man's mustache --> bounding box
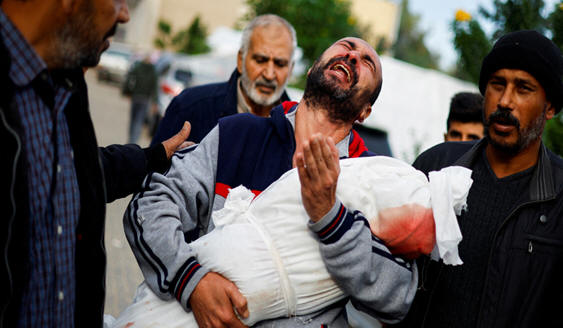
[254,77,277,89]
[487,107,520,128]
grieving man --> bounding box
[125,37,418,327]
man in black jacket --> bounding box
[0,0,189,327]
[396,30,563,327]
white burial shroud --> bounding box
[111,156,472,328]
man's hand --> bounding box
[189,272,249,328]
[295,134,340,222]
[161,121,194,159]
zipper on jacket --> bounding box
[0,109,22,326]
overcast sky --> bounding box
[407,0,560,70]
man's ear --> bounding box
[237,50,243,75]
[356,104,372,123]
[545,102,556,120]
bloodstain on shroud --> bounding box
[368,204,436,259]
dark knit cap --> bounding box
[479,30,563,113]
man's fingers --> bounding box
[227,284,249,319]
[309,135,329,172]
[177,141,194,151]
[321,136,339,173]
[177,121,191,140]
[303,140,320,179]
[295,152,311,183]
[162,121,191,159]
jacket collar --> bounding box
[454,138,556,201]
[222,69,291,117]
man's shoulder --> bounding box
[177,80,230,103]
[413,141,475,174]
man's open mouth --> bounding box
[330,63,351,83]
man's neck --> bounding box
[485,138,542,178]
[293,101,352,158]
[1,1,58,67]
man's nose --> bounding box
[498,87,515,110]
[263,61,275,81]
[117,0,130,23]
[346,51,360,65]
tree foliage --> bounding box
[543,113,563,157]
[153,15,210,54]
[452,19,491,83]
[549,2,563,52]
[480,0,547,38]
[392,0,440,70]
[244,0,362,65]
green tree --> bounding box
[154,16,210,54]
[452,19,491,83]
[453,0,552,83]
[244,0,362,65]
[392,0,440,70]
[173,15,211,54]
[154,19,172,49]
[543,113,563,157]
[480,0,547,38]
[549,2,563,52]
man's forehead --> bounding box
[249,25,293,55]
[490,68,540,84]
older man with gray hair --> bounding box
[152,14,297,145]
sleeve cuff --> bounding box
[143,143,170,173]
[308,199,354,244]
[170,257,209,310]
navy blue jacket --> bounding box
[151,69,290,145]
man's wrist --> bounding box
[143,143,169,173]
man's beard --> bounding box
[302,57,369,124]
[49,0,115,69]
[484,106,546,154]
[241,63,286,106]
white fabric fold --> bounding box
[428,166,473,265]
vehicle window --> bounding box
[174,69,192,84]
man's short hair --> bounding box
[240,14,297,62]
[447,92,484,130]
[479,30,563,113]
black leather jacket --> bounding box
[399,139,563,327]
